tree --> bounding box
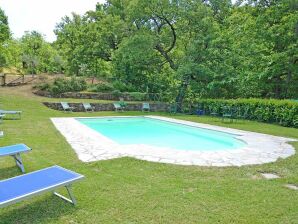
[0,7,11,69]
[223,0,298,98]
[20,31,64,74]
[0,7,10,43]
[53,0,298,100]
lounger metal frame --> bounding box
[0,144,31,173]
[13,153,26,173]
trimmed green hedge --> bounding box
[195,99,298,128]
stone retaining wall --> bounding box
[35,90,145,101]
[43,102,170,112]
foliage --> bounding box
[0,7,65,75]
[111,89,122,98]
[42,77,87,95]
[34,82,50,91]
[1,1,297,102]
[126,92,146,101]
[196,98,298,127]
[20,31,65,74]
[0,7,10,43]
[88,82,114,92]
[112,80,136,92]
[0,7,11,69]
[52,0,298,106]
[54,9,125,77]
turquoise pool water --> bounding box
[77,117,246,151]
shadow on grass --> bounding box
[0,166,22,179]
[0,196,76,224]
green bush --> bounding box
[195,98,298,128]
[127,92,146,101]
[88,82,114,92]
[69,77,87,92]
[111,90,122,98]
[112,80,136,92]
[39,77,87,95]
[34,83,50,91]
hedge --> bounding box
[195,99,298,128]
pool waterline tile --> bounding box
[51,115,296,167]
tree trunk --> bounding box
[274,76,282,99]
[155,44,178,70]
[175,75,191,112]
[285,70,292,98]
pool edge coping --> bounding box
[50,115,296,167]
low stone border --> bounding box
[35,90,151,101]
[51,116,296,167]
[44,102,169,112]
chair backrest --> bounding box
[113,102,121,108]
[119,98,126,107]
[83,103,91,109]
[142,103,150,109]
[222,106,231,114]
[170,103,177,113]
[61,102,70,109]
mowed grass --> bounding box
[0,89,298,224]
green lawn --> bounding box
[0,91,297,224]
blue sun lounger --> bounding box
[0,166,84,208]
[0,110,22,119]
[0,144,31,173]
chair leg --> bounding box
[13,153,25,173]
[54,185,77,205]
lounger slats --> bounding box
[0,144,31,157]
[0,166,84,208]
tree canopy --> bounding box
[1,1,297,104]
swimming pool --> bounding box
[77,117,246,151]
[52,116,295,166]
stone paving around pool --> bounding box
[51,116,296,167]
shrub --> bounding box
[127,92,146,101]
[112,80,135,92]
[38,77,87,95]
[33,83,50,91]
[111,90,122,98]
[69,77,87,92]
[88,82,114,92]
[195,98,298,128]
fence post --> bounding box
[0,74,6,86]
